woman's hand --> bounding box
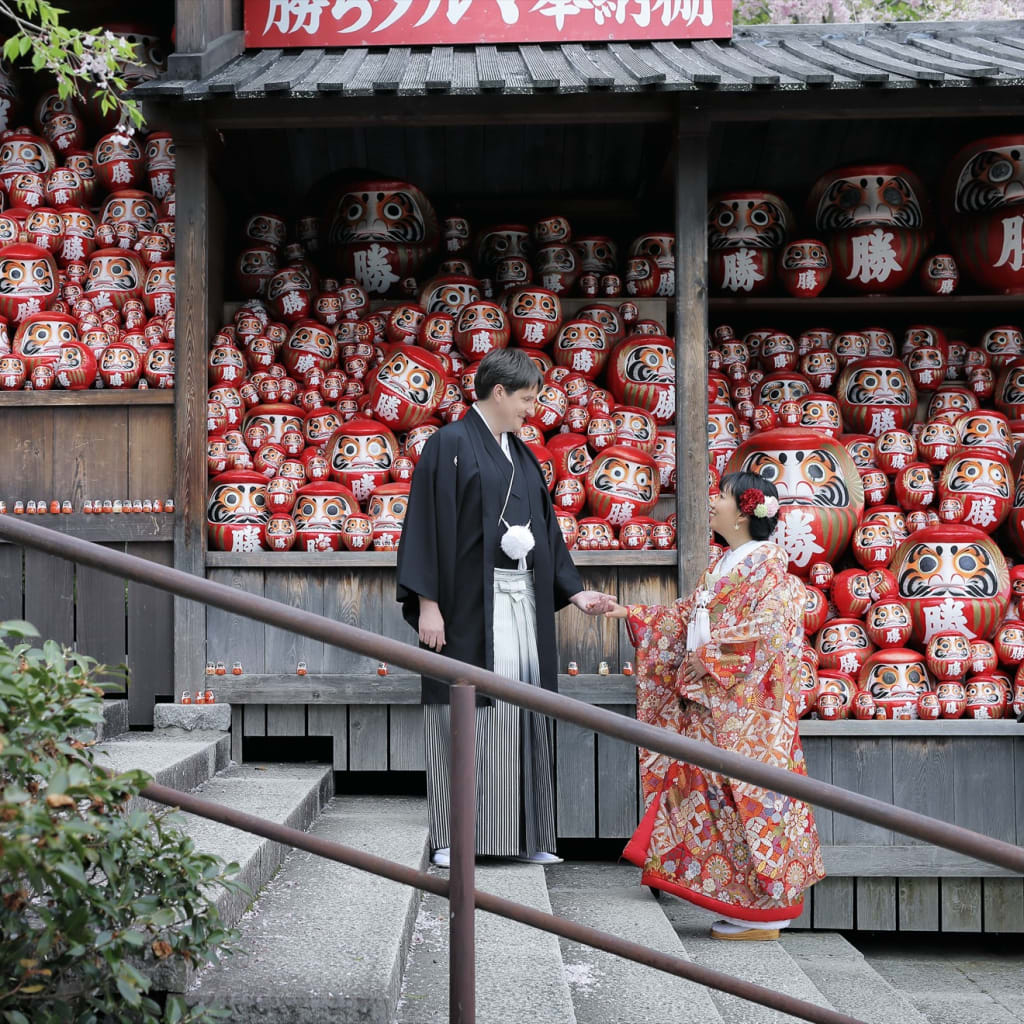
[680,651,712,688]
[570,590,618,615]
[418,598,446,651]
[603,602,630,619]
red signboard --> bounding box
[245,0,732,48]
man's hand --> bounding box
[570,590,618,615]
[418,598,446,652]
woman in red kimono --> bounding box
[607,471,825,940]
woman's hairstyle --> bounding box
[475,347,544,400]
[718,470,780,541]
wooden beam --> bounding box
[171,112,217,700]
[0,391,174,407]
[0,515,173,543]
[674,103,710,596]
[166,31,246,81]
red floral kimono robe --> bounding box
[623,542,826,922]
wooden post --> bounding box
[175,0,238,53]
[171,113,221,697]
[673,103,710,596]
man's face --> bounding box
[493,383,539,434]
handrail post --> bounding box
[449,680,476,1024]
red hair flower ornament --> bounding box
[739,488,779,518]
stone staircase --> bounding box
[93,700,1023,1024]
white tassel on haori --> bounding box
[686,590,712,652]
[500,523,535,562]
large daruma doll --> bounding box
[585,444,659,528]
[328,178,439,294]
[207,470,269,552]
[942,135,1024,294]
[890,523,1010,643]
[365,345,445,430]
[725,427,864,576]
[809,163,931,294]
[707,191,791,295]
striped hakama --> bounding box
[423,568,557,856]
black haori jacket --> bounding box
[396,409,583,705]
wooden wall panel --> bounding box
[126,542,175,726]
[206,567,265,675]
[75,543,128,687]
[0,545,22,622]
[556,719,596,837]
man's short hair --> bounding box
[475,348,544,400]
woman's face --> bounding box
[710,486,744,537]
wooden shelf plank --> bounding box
[0,390,174,407]
[820,845,1017,879]
[206,549,677,568]
[799,719,1022,737]
[0,513,174,543]
[709,294,1023,316]
[193,672,638,704]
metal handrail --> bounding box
[2,516,1021,873]
[139,774,866,1024]
[2,515,1022,1024]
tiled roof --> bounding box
[134,19,1024,100]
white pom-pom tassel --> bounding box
[500,524,535,561]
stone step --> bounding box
[189,796,428,1024]
[860,940,1024,1024]
[780,932,931,1024]
[94,729,230,801]
[396,861,577,1024]
[660,896,836,1024]
[154,762,333,993]
[545,863,724,1024]
[99,697,129,740]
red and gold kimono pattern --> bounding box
[623,542,826,922]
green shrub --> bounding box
[0,620,245,1024]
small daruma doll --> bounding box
[585,445,659,527]
[607,334,675,424]
[836,357,918,436]
[779,239,832,298]
[366,345,445,430]
[207,470,269,552]
[506,287,562,349]
[368,482,410,551]
[324,417,399,502]
[292,481,358,552]
[891,523,1011,643]
[12,310,77,372]
[937,446,1012,534]
[83,247,143,311]
[859,648,932,719]
[0,243,59,323]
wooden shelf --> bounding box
[0,390,174,406]
[708,294,1023,317]
[206,549,676,568]
[192,672,637,704]
[798,718,1022,736]
[223,297,669,325]
[0,513,174,543]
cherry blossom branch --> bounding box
[0,0,146,133]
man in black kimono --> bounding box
[397,347,615,867]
